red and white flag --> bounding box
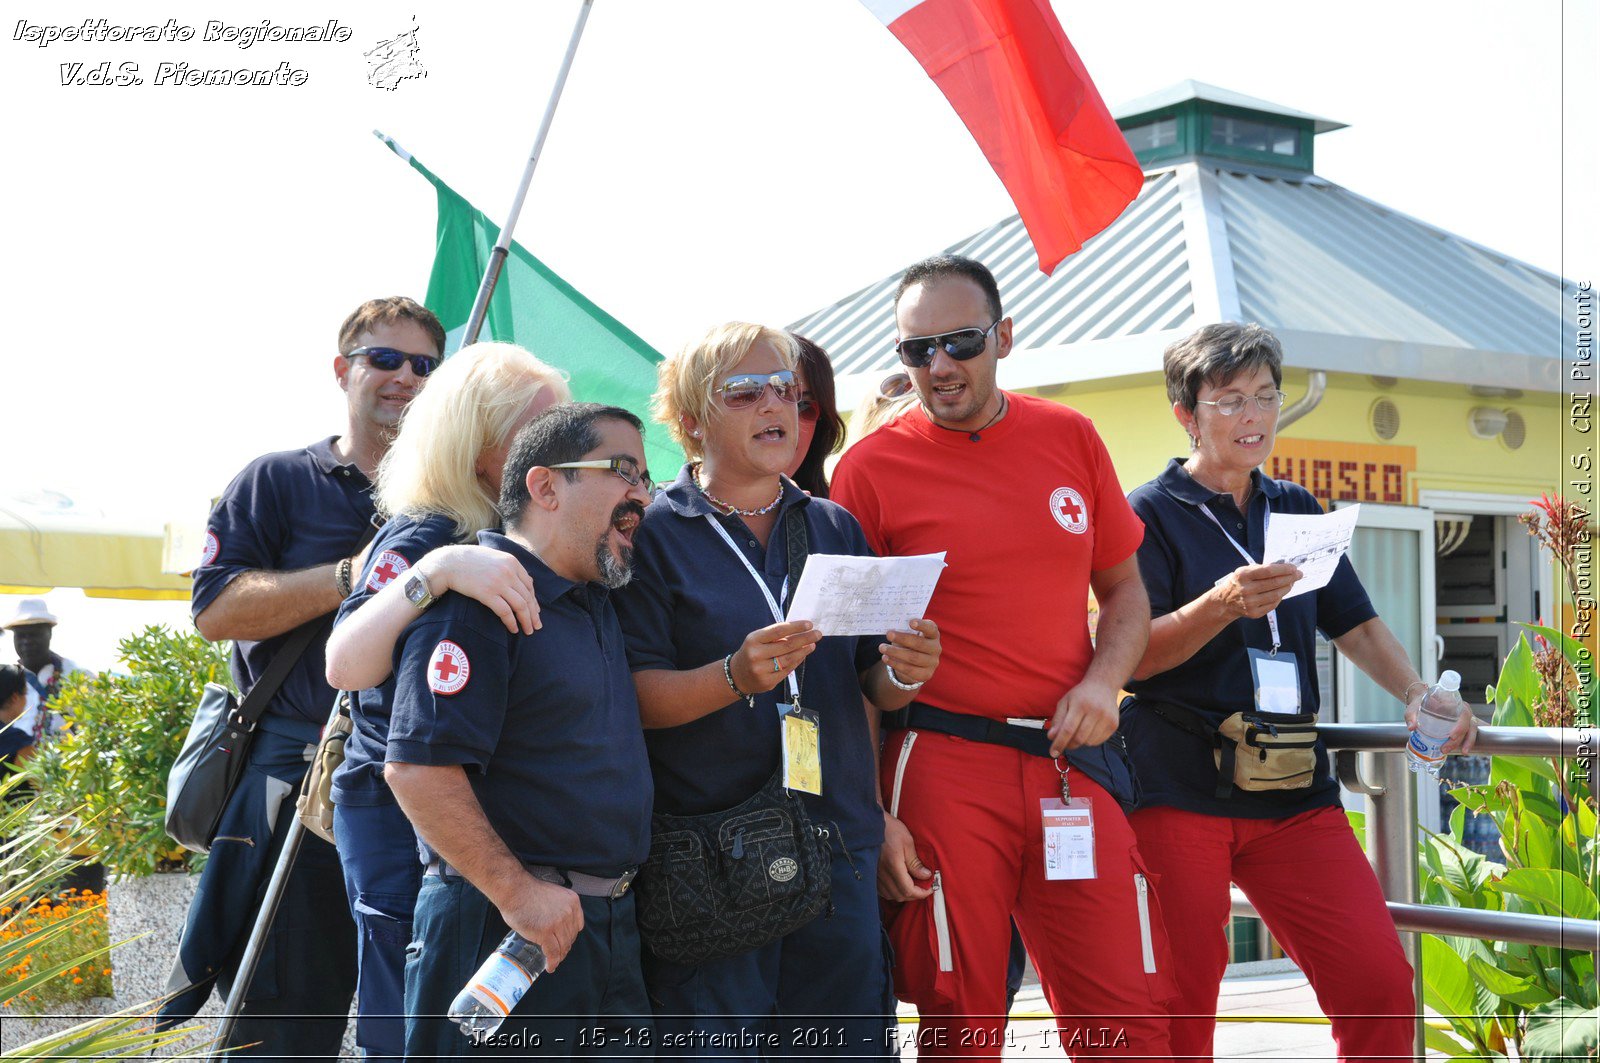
[863,0,1142,274]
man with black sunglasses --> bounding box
[833,256,1175,1058]
[160,296,445,1060]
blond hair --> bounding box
[652,322,799,460]
[843,389,916,453]
[375,342,571,537]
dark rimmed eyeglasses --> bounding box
[548,456,655,494]
[1195,390,1287,417]
[893,319,1000,369]
[346,346,441,377]
[715,370,800,410]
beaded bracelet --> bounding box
[723,654,755,707]
[885,664,924,692]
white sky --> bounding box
[2,0,1596,668]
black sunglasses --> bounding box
[894,319,1000,369]
[347,346,441,377]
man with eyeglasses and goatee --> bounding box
[832,255,1177,1060]
[159,296,444,1061]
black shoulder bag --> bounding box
[167,523,377,853]
[165,617,327,853]
[634,505,833,965]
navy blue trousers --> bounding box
[643,843,896,1060]
[157,730,357,1060]
[404,873,654,1058]
[334,800,423,1059]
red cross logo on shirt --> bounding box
[1049,486,1089,535]
[366,550,411,592]
[426,640,470,695]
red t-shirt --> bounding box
[831,392,1143,719]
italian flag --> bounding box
[863,0,1142,274]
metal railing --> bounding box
[1227,723,1597,1058]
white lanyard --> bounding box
[703,514,801,702]
[1199,504,1281,653]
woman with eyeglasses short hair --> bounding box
[1118,321,1478,1063]
[321,341,568,1060]
[612,321,942,1055]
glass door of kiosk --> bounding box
[1331,502,1440,829]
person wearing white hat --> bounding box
[4,598,94,718]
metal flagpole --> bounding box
[461,0,595,346]
[208,694,346,1058]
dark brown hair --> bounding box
[791,334,845,498]
[1162,322,1283,412]
[336,296,447,358]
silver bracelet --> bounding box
[885,664,924,692]
[723,654,755,706]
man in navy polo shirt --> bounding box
[159,296,444,1059]
[386,402,656,1057]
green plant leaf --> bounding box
[1467,953,1556,1007]
[1494,868,1600,921]
[1521,998,1600,1060]
[1421,934,1479,1034]
[1493,636,1540,721]
[1422,1022,1478,1057]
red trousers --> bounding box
[883,729,1176,1060]
[1127,805,1415,1063]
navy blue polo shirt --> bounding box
[192,437,376,743]
[1121,459,1377,818]
[332,512,460,807]
[612,466,885,851]
[386,531,652,875]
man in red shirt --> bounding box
[832,255,1175,1059]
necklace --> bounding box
[691,463,784,517]
[932,393,1008,442]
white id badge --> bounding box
[1040,798,1096,880]
[1248,648,1302,714]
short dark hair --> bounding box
[497,402,644,524]
[337,296,447,358]
[790,334,845,499]
[893,254,1003,323]
[1162,322,1284,412]
[0,664,25,704]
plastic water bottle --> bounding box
[447,931,546,1038]
[1406,671,1463,777]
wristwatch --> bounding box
[403,569,436,611]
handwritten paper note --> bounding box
[1265,505,1361,599]
[785,553,947,636]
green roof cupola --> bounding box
[1112,80,1347,175]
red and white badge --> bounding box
[1049,486,1089,534]
[199,530,220,568]
[427,640,471,696]
[366,550,411,591]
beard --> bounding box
[594,500,644,589]
[595,539,634,589]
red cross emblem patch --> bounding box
[1049,487,1089,535]
[199,530,220,568]
[367,550,411,592]
[427,640,471,696]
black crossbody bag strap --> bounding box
[1150,702,1237,799]
[234,521,379,729]
[783,504,810,697]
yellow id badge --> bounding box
[781,704,822,795]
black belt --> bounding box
[425,860,637,900]
[883,702,1055,758]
